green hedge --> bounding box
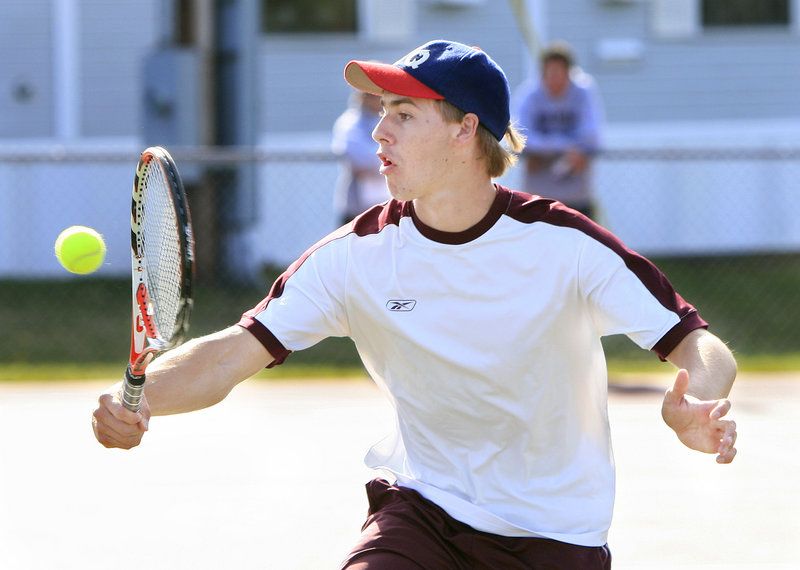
[2,253,798,376]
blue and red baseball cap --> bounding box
[344,40,511,141]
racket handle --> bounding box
[122,364,146,412]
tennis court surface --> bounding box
[1,373,797,569]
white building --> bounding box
[2,0,799,276]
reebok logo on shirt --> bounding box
[386,299,416,312]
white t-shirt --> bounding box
[239,186,707,547]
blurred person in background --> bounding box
[512,40,604,219]
[332,89,389,225]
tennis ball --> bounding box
[54,225,107,274]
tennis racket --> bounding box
[508,0,543,61]
[121,146,195,412]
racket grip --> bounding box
[122,364,146,412]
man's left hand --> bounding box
[661,369,738,464]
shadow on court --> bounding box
[0,373,797,569]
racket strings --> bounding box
[140,159,185,343]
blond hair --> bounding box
[434,100,526,178]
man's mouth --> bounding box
[378,153,395,174]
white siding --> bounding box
[0,1,52,137]
[80,0,160,137]
[259,0,527,134]
[547,0,800,124]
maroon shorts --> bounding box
[341,479,611,570]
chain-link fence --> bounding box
[594,148,800,363]
[1,146,798,368]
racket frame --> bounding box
[122,146,194,412]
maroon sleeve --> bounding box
[500,187,711,362]
[237,315,292,368]
[235,201,406,369]
[651,312,709,361]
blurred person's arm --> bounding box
[571,70,604,155]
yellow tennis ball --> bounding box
[54,226,107,274]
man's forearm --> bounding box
[666,328,737,400]
[144,326,272,416]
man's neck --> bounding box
[413,178,497,233]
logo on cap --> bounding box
[400,49,430,70]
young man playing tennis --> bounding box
[93,40,738,569]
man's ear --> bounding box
[454,113,480,145]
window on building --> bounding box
[262,0,357,33]
[702,0,789,27]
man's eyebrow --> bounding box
[381,96,420,109]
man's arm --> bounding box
[143,325,272,415]
[665,327,737,400]
[92,325,272,449]
[661,328,738,463]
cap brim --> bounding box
[344,60,443,99]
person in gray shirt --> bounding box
[512,41,604,219]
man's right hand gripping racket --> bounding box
[121,146,195,412]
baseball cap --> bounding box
[344,40,510,141]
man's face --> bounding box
[542,59,570,98]
[372,93,459,202]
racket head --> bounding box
[129,146,195,370]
